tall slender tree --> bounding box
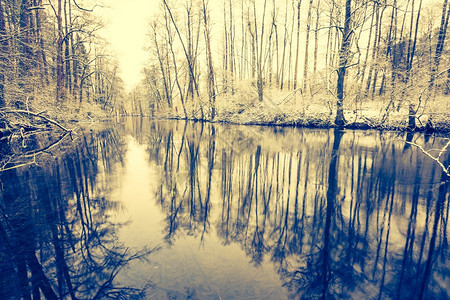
[56,0,65,101]
[429,0,450,88]
[302,0,313,90]
[163,0,200,97]
[335,0,353,126]
[0,0,7,107]
[293,0,302,90]
[202,0,217,118]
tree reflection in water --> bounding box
[0,127,153,299]
[142,120,449,299]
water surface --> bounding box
[0,118,449,299]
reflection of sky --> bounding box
[115,136,164,244]
[114,136,288,298]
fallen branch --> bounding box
[1,109,73,132]
[278,87,303,105]
[22,131,72,157]
[0,159,38,172]
[401,138,450,178]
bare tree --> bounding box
[56,0,65,102]
[293,0,302,90]
[303,0,312,90]
[0,0,7,107]
[163,0,200,97]
[335,0,353,127]
[151,21,173,108]
[202,0,217,118]
[429,0,450,89]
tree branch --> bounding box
[2,109,73,132]
[401,138,450,178]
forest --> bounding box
[0,0,449,135]
[132,0,450,130]
[0,1,449,297]
[0,0,124,142]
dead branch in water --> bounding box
[0,131,72,172]
[402,138,450,178]
[0,108,77,172]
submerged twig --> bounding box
[0,132,72,172]
[0,159,38,172]
[22,131,72,157]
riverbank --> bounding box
[2,88,449,145]
[0,99,112,172]
[151,90,450,134]
[0,98,111,138]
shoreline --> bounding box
[132,113,450,135]
[134,92,450,135]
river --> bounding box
[0,118,448,299]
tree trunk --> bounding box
[365,5,383,97]
[56,0,65,102]
[240,0,245,80]
[429,0,450,89]
[406,0,415,78]
[19,0,33,96]
[325,2,334,91]
[163,0,199,97]
[256,0,267,101]
[34,0,48,86]
[64,0,71,93]
[279,0,289,90]
[152,22,172,108]
[408,0,423,76]
[335,0,352,127]
[389,1,398,94]
[223,2,228,93]
[186,2,195,100]
[360,2,375,85]
[69,1,77,100]
[287,2,296,90]
[167,17,187,118]
[202,0,217,118]
[229,0,235,94]
[0,0,7,107]
[303,0,312,91]
[293,0,302,90]
[248,20,256,78]
[274,0,280,85]
[313,0,320,74]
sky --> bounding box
[100,0,158,90]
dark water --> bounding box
[0,118,449,299]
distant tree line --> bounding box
[0,0,124,112]
[142,0,450,126]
